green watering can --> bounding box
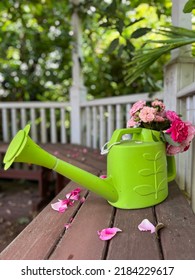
[3,125,176,209]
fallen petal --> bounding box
[97,227,122,241]
[64,218,74,230]
[51,199,68,213]
[80,197,86,203]
[66,188,81,200]
[100,175,107,179]
[138,219,155,233]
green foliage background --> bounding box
[0,0,172,102]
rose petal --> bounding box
[138,219,155,233]
[80,197,86,203]
[97,227,122,240]
[64,219,73,229]
[100,175,107,179]
[51,188,82,212]
[66,188,81,200]
[51,200,68,213]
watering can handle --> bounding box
[167,155,176,182]
[109,128,142,146]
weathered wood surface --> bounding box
[155,182,195,260]
[0,144,195,260]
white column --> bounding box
[171,0,192,59]
[69,0,87,144]
[164,0,193,111]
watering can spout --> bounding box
[3,125,118,203]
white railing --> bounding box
[0,93,162,147]
[176,85,195,213]
[80,92,163,149]
[0,102,71,143]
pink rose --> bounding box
[154,115,165,122]
[151,99,165,111]
[130,100,146,116]
[139,106,156,123]
[127,117,139,127]
[184,122,195,144]
[166,120,188,143]
[166,144,183,155]
[166,110,180,122]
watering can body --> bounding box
[105,128,176,209]
[3,125,176,209]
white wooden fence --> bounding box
[175,86,195,213]
[80,92,162,148]
[0,102,71,143]
[0,92,162,146]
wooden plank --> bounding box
[49,191,114,260]
[0,169,42,180]
[43,143,107,171]
[155,181,195,260]
[107,207,161,260]
[0,182,88,260]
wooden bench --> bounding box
[0,144,195,260]
[0,143,52,200]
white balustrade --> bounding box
[80,92,162,149]
[0,102,70,143]
[176,89,195,213]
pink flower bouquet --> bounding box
[127,99,195,155]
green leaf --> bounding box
[125,26,195,85]
[131,27,151,39]
[107,38,119,54]
[116,18,124,35]
[118,44,124,57]
[163,133,180,146]
[126,40,135,52]
[151,131,159,142]
[183,0,195,13]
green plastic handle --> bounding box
[109,128,142,146]
[167,155,176,182]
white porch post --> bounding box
[164,0,194,111]
[70,0,87,144]
[164,0,195,194]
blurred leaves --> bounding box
[183,0,195,13]
[0,0,172,101]
[125,26,195,86]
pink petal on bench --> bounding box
[51,199,68,213]
[66,188,81,200]
[97,227,122,240]
[100,175,107,179]
[138,219,155,233]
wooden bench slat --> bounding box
[155,182,195,260]
[107,207,161,260]
[0,182,88,260]
[43,143,107,171]
[49,191,114,260]
[0,169,43,180]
